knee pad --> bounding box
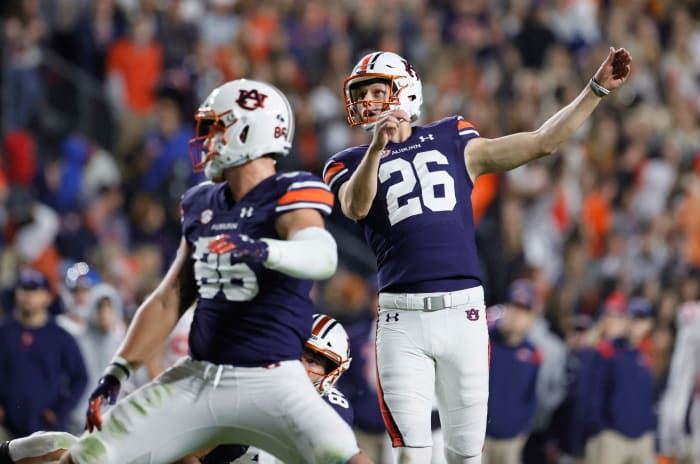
[445,448,482,464]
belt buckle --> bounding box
[423,295,444,311]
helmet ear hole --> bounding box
[239,125,249,143]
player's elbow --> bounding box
[318,245,338,279]
[533,128,563,156]
[340,199,369,221]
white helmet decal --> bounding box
[344,51,423,131]
[305,313,352,395]
[188,79,294,180]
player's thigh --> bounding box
[70,361,216,464]
[376,309,435,447]
[434,307,489,457]
[217,361,359,464]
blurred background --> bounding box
[0,0,699,463]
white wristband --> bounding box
[589,77,610,97]
[103,356,132,382]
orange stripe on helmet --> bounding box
[357,53,374,73]
[323,162,346,184]
[277,188,334,207]
[311,315,333,336]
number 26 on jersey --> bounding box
[379,149,456,226]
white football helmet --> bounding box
[305,313,352,395]
[344,51,423,131]
[189,79,295,180]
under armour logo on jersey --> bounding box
[240,207,254,218]
[385,313,400,322]
[236,89,268,110]
[418,134,434,143]
[466,308,480,321]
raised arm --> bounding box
[465,47,632,181]
[337,109,410,220]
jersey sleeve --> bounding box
[322,148,364,195]
[180,181,213,236]
[455,116,480,154]
[275,172,334,216]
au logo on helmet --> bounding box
[401,58,417,78]
[236,89,268,110]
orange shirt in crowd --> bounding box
[582,190,612,258]
[106,38,163,114]
[675,184,700,268]
[471,173,500,226]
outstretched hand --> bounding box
[593,47,632,91]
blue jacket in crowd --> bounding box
[582,338,656,439]
[487,328,541,439]
[0,315,88,437]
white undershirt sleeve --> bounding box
[261,226,338,280]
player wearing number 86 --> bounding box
[60,79,371,464]
[323,48,632,463]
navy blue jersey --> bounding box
[181,172,334,366]
[323,116,482,293]
[323,386,354,425]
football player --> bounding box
[199,313,355,464]
[3,314,354,464]
[323,48,631,463]
[59,79,370,464]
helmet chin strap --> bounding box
[204,145,255,180]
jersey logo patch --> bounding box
[418,134,434,142]
[240,207,254,218]
[466,308,480,321]
[200,209,213,224]
[237,89,268,110]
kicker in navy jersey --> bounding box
[326,48,632,463]
[324,115,481,294]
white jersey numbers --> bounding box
[192,236,260,301]
[327,389,350,409]
[379,149,456,226]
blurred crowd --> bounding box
[1,0,700,462]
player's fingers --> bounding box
[389,108,409,121]
[605,46,615,65]
[88,398,103,431]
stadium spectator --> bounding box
[0,269,87,438]
[66,282,126,436]
[582,293,656,464]
[484,279,541,464]
[105,12,163,159]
